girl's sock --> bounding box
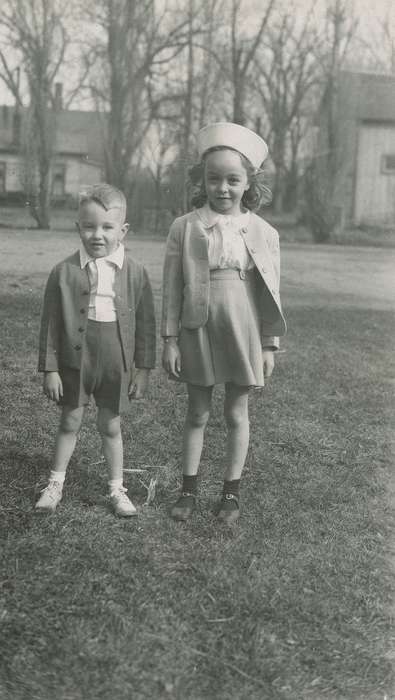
[223,479,240,499]
[182,474,198,495]
[49,470,66,485]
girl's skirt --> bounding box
[178,268,264,387]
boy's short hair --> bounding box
[79,183,127,223]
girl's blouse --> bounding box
[197,205,254,271]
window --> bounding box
[381,154,395,174]
[0,162,6,193]
[51,163,66,196]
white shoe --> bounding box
[110,486,137,517]
[35,481,63,513]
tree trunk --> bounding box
[233,81,245,125]
[182,0,194,212]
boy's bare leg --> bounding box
[97,408,123,481]
[35,406,83,512]
[97,407,136,516]
[52,405,84,474]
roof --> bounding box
[338,71,395,123]
[0,106,107,163]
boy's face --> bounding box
[77,200,128,258]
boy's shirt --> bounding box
[79,243,124,322]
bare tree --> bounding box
[176,0,276,126]
[254,3,319,213]
[230,0,276,124]
[196,0,224,128]
[176,0,224,210]
[304,0,358,240]
[80,0,190,206]
[0,0,69,228]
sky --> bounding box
[0,0,394,107]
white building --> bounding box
[323,71,395,227]
[0,105,106,202]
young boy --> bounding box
[36,183,156,516]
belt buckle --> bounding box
[239,269,246,280]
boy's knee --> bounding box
[186,408,210,429]
[97,411,121,438]
[60,409,83,434]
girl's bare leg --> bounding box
[181,383,213,475]
[223,383,250,480]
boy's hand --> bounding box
[262,350,275,378]
[43,371,63,402]
[162,338,181,378]
[129,369,150,399]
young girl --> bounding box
[161,122,286,525]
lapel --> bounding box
[114,259,128,311]
[187,212,209,262]
[68,251,90,296]
[240,215,276,279]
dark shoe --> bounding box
[216,493,240,525]
[170,492,196,521]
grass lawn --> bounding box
[0,228,394,700]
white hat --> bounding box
[196,122,268,169]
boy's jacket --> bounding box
[161,209,286,348]
[38,252,156,372]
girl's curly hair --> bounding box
[188,146,271,211]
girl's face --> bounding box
[204,149,250,215]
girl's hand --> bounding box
[129,369,150,399]
[43,371,63,402]
[262,350,275,378]
[162,338,181,377]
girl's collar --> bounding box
[196,204,250,229]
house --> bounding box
[317,70,395,227]
[0,102,106,203]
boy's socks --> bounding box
[49,470,66,485]
[35,480,63,512]
[108,478,123,495]
[223,479,240,499]
[182,474,198,495]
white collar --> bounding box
[196,204,250,229]
[79,243,125,269]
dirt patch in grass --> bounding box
[0,231,394,699]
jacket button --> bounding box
[82,290,89,296]
[78,327,84,332]
[80,308,85,314]
[250,247,256,253]
[75,344,81,350]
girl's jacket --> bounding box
[161,209,286,349]
[38,252,156,373]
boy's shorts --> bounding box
[60,320,130,414]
